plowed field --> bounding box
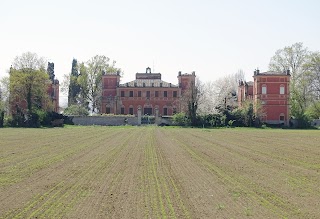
[0,126,319,218]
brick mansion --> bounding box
[101,67,195,116]
[238,69,290,126]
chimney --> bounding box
[178,71,181,76]
[286,69,290,75]
[256,69,260,74]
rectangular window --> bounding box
[280,86,285,94]
[164,91,167,97]
[155,91,159,97]
[52,88,56,98]
[129,91,134,97]
[163,108,168,115]
[121,91,125,97]
[138,91,142,97]
[262,86,267,94]
[146,91,150,98]
[129,107,134,115]
[173,91,177,97]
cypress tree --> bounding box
[68,59,80,106]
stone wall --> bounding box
[71,116,139,126]
[70,111,173,126]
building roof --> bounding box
[238,80,253,86]
[254,70,290,76]
[136,73,161,80]
[119,79,178,88]
[118,67,179,88]
[246,81,254,86]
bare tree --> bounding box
[269,42,309,82]
[213,70,245,110]
[269,42,311,118]
[197,81,216,114]
[305,52,320,99]
[12,52,46,72]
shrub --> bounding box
[63,105,89,116]
[295,114,312,129]
[172,112,190,126]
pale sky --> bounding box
[1,0,320,105]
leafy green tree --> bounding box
[9,52,52,126]
[77,55,121,113]
[0,77,9,115]
[62,55,121,114]
[77,62,90,110]
[10,52,51,113]
[231,99,264,127]
[305,102,320,119]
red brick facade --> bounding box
[238,81,254,107]
[101,67,196,116]
[238,70,291,125]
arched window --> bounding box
[280,84,285,94]
[121,106,125,114]
[262,84,267,94]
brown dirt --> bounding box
[0,127,319,218]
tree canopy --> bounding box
[269,43,311,119]
[10,52,51,114]
[63,55,122,114]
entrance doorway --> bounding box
[144,107,152,115]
